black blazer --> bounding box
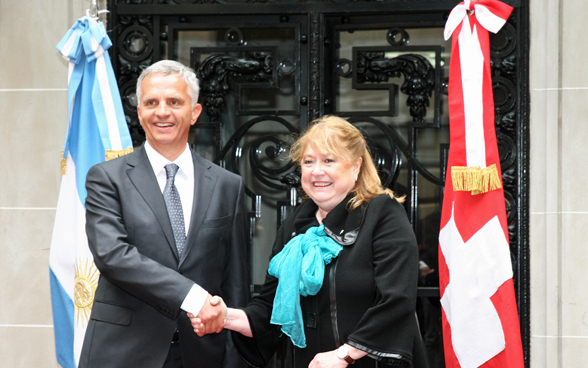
[79,144,249,368]
[233,194,428,368]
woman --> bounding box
[191,116,427,367]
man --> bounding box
[79,60,249,368]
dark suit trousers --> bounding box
[162,341,183,368]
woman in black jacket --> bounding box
[191,115,428,368]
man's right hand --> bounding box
[188,294,226,337]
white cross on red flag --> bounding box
[439,1,525,368]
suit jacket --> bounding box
[233,194,428,368]
[79,144,249,368]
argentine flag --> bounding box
[49,16,133,368]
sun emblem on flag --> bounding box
[74,257,99,327]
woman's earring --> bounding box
[355,175,358,182]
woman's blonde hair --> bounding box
[289,115,402,209]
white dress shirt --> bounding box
[144,141,208,316]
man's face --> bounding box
[137,73,202,160]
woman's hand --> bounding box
[308,350,350,368]
[309,345,368,368]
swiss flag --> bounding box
[439,1,525,368]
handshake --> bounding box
[188,294,228,337]
[188,294,252,338]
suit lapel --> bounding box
[126,145,180,261]
[179,150,217,267]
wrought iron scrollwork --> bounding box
[115,15,154,74]
[492,76,517,114]
[347,116,442,188]
[497,131,517,172]
[249,136,297,190]
[279,171,301,188]
[387,28,410,46]
[235,114,442,195]
[490,22,517,58]
[497,110,516,135]
[225,28,245,46]
[336,59,353,78]
[489,17,520,250]
[111,14,156,146]
[309,13,322,120]
[196,52,274,122]
[217,116,298,192]
[490,17,517,76]
[356,52,435,123]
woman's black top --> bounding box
[232,194,428,368]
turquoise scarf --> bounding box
[268,224,343,348]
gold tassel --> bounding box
[451,164,502,195]
[452,166,481,192]
[486,164,502,191]
[105,147,134,161]
[61,151,67,175]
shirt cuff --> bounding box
[180,284,208,316]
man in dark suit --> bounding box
[79,60,249,368]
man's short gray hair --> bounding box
[136,60,200,108]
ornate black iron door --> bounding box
[107,1,529,367]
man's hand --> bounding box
[188,294,226,337]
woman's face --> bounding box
[300,145,362,215]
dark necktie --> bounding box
[163,163,186,257]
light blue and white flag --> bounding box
[50,15,133,368]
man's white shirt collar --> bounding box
[144,141,194,185]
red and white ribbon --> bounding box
[438,2,525,368]
[444,0,513,194]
